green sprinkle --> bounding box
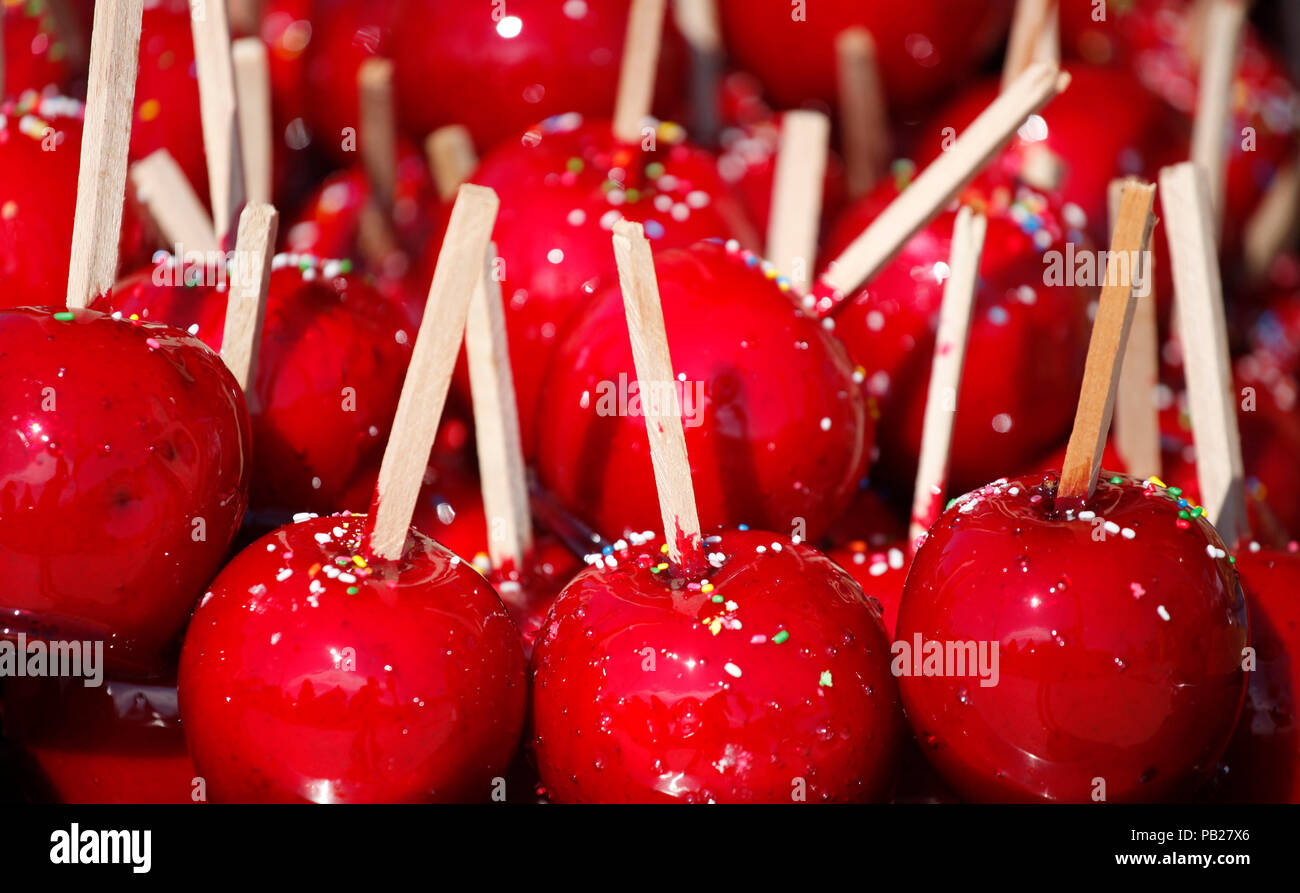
[773,630,789,644]
[1191,507,1204,518]
[53,311,74,321]
[1109,476,1123,485]
[1168,487,1182,497]
[339,259,354,274]
[650,566,662,574]
[346,586,359,595]
[566,157,583,173]
[645,162,665,179]
[1228,556,1236,564]
[625,188,641,203]
[818,670,833,688]
[711,594,723,603]
[946,497,960,511]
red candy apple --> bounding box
[178,513,527,802]
[0,307,251,676]
[0,93,149,307]
[820,175,1091,492]
[1215,543,1300,803]
[463,115,755,449]
[531,528,904,802]
[3,673,197,804]
[897,473,1249,802]
[715,0,1014,113]
[99,254,411,515]
[263,0,687,160]
[3,0,71,95]
[538,239,869,542]
[129,0,208,200]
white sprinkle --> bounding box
[819,417,832,432]
[1121,527,1135,540]
[1157,605,1171,621]
[275,568,293,582]
[723,662,742,678]
[1078,511,1096,521]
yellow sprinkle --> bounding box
[709,619,722,635]
[660,543,669,554]
[0,201,17,220]
[352,555,367,568]
[139,98,161,123]
[655,562,668,571]
[701,582,714,593]
[1148,476,1166,488]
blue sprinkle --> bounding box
[644,219,666,240]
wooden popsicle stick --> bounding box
[820,63,1069,305]
[191,0,247,243]
[1108,178,1163,481]
[766,110,830,291]
[1,9,5,98]
[130,150,220,255]
[65,0,145,310]
[369,185,500,559]
[1002,0,1060,91]
[611,220,702,564]
[836,27,890,198]
[673,0,724,144]
[1159,162,1250,547]
[1190,0,1247,242]
[465,242,533,571]
[612,0,667,144]
[909,207,987,546]
[221,202,278,397]
[1058,181,1158,507]
[426,125,479,201]
[232,37,273,205]
[359,58,398,212]
[1243,152,1300,280]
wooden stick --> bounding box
[766,111,830,291]
[1159,162,1250,547]
[1,9,5,99]
[426,125,479,201]
[232,37,273,205]
[1243,151,1300,280]
[191,0,246,243]
[1108,179,1163,481]
[221,202,278,397]
[1190,0,1247,242]
[65,0,145,310]
[1058,181,1158,507]
[612,0,667,144]
[130,150,220,255]
[673,0,724,144]
[1002,0,1060,91]
[359,58,398,213]
[369,185,500,560]
[611,220,702,564]
[819,63,1069,306]
[909,207,987,545]
[836,28,890,198]
[465,242,533,571]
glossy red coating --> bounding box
[99,256,411,515]
[3,674,197,804]
[489,538,582,662]
[913,65,1187,249]
[531,528,904,802]
[262,0,686,160]
[819,177,1091,493]
[178,513,527,803]
[0,94,150,307]
[3,1,71,95]
[537,239,869,542]
[1216,545,1300,803]
[130,0,208,200]
[462,116,755,451]
[1060,0,1298,255]
[715,0,1014,113]
[0,307,251,676]
[897,473,1248,802]
[829,540,910,640]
